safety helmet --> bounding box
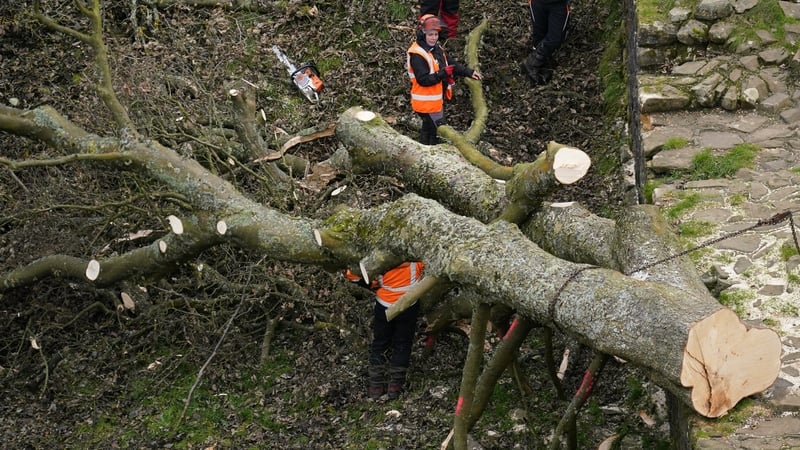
[417,14,446,40]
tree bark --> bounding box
[318,194,781,418]
[0,102,782,418]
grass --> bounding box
[664,191,702,219]
[780,242,799,260]
[387,0,408,21]
[728,192,746,206]
[718,289,755,317]
[693,398,768,439]
[68,353,301,449]
[643,179,665,204]
[677,220,714,238]
[686,143,759,180]
[723,0,800,53]
[663,136,689,150]
[637,0,681,24]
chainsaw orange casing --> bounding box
[291,63,324,100]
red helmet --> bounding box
[418,14,446,34]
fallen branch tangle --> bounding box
[0,3,783,449]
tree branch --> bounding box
[35,0,136,131]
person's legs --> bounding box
[440,0,459,39]
[528,0,547,49]
[418,113,443,145]
[369,302,392,399]
[387,302,420,398]
[524,1,570,85]
[538,2,570,63]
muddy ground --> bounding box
[0,0,668,448]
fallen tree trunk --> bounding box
[318,194,781,418]
[0,103,781,418]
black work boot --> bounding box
[522,51,547,86]
[368,365,386,400]
[387,367,407,400]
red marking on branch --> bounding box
[455,396,464,416]
[503,317,519,341]
[576,370,594,398]
[425,334,435,351]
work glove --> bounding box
[444,65,455,86]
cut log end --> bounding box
[680,308,782,418]
[355,110,376,122]
[359,260,370,285]
[85,259,100,281]
[313,229,323,246]
[216,220,227,235]
[553,147,591,185]
[167,215,184,235]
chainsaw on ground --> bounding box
[271,45,324,103]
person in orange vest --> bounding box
[346,262,425,400]
[420,0,460,41]
[407,14,482,145]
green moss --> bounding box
[597,0,625,117]
[723,0,799,53]
[762,317,779,328]
[780,302,799,315]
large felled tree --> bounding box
[0,1,782,448]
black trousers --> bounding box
[369,301,420,371]
[528,0,571,64]
[418,112,443,145]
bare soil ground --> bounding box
[0,1,664,448]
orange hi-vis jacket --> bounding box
[346,262,425,308]
[407,42,451,113]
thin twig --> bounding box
[175,266,254,428]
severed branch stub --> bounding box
[385,275,439,321]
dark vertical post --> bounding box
[625,0,645,204]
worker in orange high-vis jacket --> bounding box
[346,261,425,400]
[407,14,482,145]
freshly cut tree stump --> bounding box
[681,308,781,418]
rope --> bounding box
[548,210,800,326]
[625,210,797,276]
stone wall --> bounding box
[637,0,800,115]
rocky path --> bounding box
[641,107,800,446]
[631,0,800,443]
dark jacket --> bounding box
[408,39,474,93]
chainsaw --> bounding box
[271,45,324,103]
